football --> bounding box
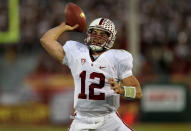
[64,2,86,32]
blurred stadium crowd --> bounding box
[139,0,191,84]
[0,0,191,96]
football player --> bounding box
[40,18,142,131]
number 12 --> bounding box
[78,71,105,100]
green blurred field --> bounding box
[0,123,190,131]
[0,125,67,131]
[133,123,191,131]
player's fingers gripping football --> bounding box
[108,78,120,94]
[60,22,79,31]
[69,24,79,30]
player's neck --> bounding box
[92,51,104,56]
[90,49,106,56]
[89,49,106,61]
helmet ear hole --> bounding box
[88,28,93,33]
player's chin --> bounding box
[90,40,100,45]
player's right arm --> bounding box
[40,22,78,62]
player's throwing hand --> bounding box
[61,22,79,31]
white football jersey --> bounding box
[62,40,133,116]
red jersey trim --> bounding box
[67,113,76,131]
[116,112,134,131]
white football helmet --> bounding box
[85,18,117,51]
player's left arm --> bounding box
[108,50,142,99]
[108,76,142,99]
[121,75,142,99]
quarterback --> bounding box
[40,18,142,131]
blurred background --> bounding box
[0,0,191,131]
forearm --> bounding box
[109,76,142,99]
[121,76,142,99]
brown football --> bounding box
[64,2,86,32]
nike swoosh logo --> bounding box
[99,66,106,69]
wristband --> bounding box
[123,86,136,98]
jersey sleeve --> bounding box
[62,40,77,67]
[117,51,133,80]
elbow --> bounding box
[40,37,46,45]
[40,37,50,48]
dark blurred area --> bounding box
[139,0,191,82]
[0,0,191,127]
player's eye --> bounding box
[91,30,97,35]
[105,31,110,37]
[90,29,110,38]
[100,32,110,38]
